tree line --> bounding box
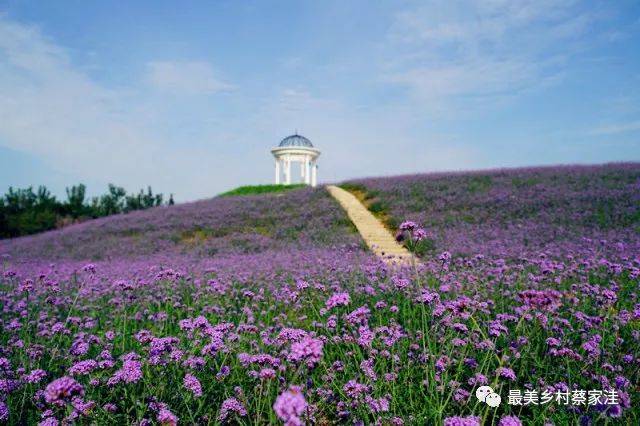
[0,184,174,238]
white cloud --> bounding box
[590,121,640,136]
[147,61,233,95]
[388,59,536,99]
[0,17,240,201]
[0,17,154,180]
[384,0,596,109]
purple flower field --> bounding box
[346,163,640,260]
[0,188,361,261]
[1,164,639,425]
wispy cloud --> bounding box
[146,61,233,95]
[590,121,640,136]
[0,17,154,180]
[0,16,237,200]
[384,0,598,109]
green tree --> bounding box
[65,184,87,218]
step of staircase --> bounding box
[326,185,413,265]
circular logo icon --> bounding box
[475,386,494,402]
[485,392,502,407]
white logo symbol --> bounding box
[476,386,501,407]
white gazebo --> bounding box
[271,134,321,187]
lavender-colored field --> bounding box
[347,163,640,260]
[0,187,361,261]
[1,164,639,425]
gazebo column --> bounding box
[304,156,310,185]
[275,157,281,184]
[311,160,317,187]
[285,157,291,185]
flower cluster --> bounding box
[288,336,324,368]
[273,386,307,426]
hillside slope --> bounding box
[343,163,640,259]
[0,187,361,261]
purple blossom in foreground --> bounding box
[499,416,523,426]
[108,359,143,385]
[218,397,247,422]
[157,408,178,426]
[0,402,8,422]
[365,395,390,413]
[259,368,276,379]
[497,367,517,381]
[392,276,410,290]
[183,374,202,397]
[273,386,307,426]
[360,358,377,381]
[582,334,602,357]
[23,369,47,384]
[216,365,231,380]
[399,221,418,231]
[343,379,369,399]
[68,360,98,376]
[288,336,323,368]
[44,376,84,406]
[413,228,428,241]
[325,292,350,309]
[444,415,481,426]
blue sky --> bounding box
[1,0,639,201]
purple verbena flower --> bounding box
[69,359,98,376]
[273,386,307,426]
[23,369,47,384]
[157,408,178,426]
[218,397,247,422]
[44,376,84,406]
[183,374,202,397]
[325,292,350,309]
[497,367,517,381]
[444,415,481,426]
[288,336,323,368]
[0,402,8,422]
[399,221,417,231]
[499,416,523,426]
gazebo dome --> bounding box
[279,134,313,148]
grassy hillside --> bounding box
[220,184,305,197]
[342,163,640,259]
[0,186,360,260]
